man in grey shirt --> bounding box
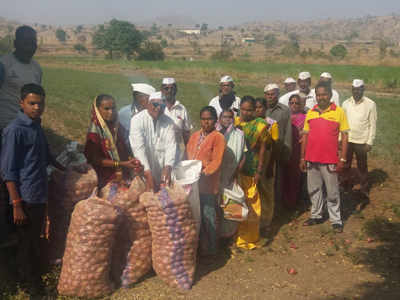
[264,83,292,208]
[0,25,42,247]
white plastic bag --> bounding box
[172,160,202,237]
[222,182,248,222]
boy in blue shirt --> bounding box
[1,83,65,285]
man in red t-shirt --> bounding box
[300,82,349,233]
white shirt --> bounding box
[164,100,192,145]
[209,95,241,117]
[279,89,316,109]
[311,88,340,107]
[342,96,377,145]
[130,110,177,184]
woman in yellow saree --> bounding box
[235,96,270,249]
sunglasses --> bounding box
[151,102,166,109]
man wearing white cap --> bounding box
[119,83,155,144]
[310,72,340,107]
[342,79,377,194]
[278,77,297,107]
[130,91,177,192]
[264,83,292,206]
[279,72,316,110]
[161,77,192,160]
[209,75,241,117]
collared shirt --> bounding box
[304,103,349,164]
[342,96,377,145]
[164,100,192,145]
[311,88,340,107]
[119,104,139,147]
[209,95,241,117]
[0,53,42,129]
[266,103,292,160]
[129,110,177,185]
[1,111,49,204]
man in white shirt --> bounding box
[279,77,297,107]
[342,79,377,194]
[130,92,177,192]
[209,75,241,117]
[279,72,316,110]
[161,77,192,161]
[119,83,155,145]
[311,72,340,107]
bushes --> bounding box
[330,44,348,59]
[137,41,165,61]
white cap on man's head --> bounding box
[320,72,332,79]
[264,83,279,92]
[284,77,296,84]
[352,79,364,88]
[162,77,176,85]
[298,72,311,80]
[131,83,156,96]
[220,75,233,83]
[149,91,162,101]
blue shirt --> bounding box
[1,111,50,204]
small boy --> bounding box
[0,83,65,284]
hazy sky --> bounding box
[1,0,400,26]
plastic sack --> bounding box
[140,185,198,290]
[172,160,202,237]
[222,182,248,222]
[57,191,119,298]
[99,176,152,288]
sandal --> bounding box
[303,218,324,226]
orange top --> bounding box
[186,130,226,195]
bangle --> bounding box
[340,158,347,163]
[12,198,22,205]
[114,161,120,168]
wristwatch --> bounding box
[340,158,347,162]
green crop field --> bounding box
[40,65,400,163]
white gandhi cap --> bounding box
[162,77,176,85]
[298,71,311,80]
[131,83,156,96]
[220,75,233,83]
[320,72,332,79]
[352,79,364,88]
[284,77,296,84]
[264,83,279,92]
[149,91,162,101]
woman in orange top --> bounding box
[186,106,226,258]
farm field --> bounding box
[0,59,399,300]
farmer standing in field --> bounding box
[209,75,241,117]
[161,77,192,161]
[342,79,377,195]
[300,81,349,233]
[278,77,297,105]
[279,72,317,110]
[130,92,177,192]
[118,83,155,146]
[0,25,42,248]
[311,72,340,106]
[264,84,292,208]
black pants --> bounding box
[346,142,369,191]
[16,203,46,281]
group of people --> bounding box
[0,25,377,288]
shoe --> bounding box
[303,218,324,226]
[332,224,343,233]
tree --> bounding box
[75,25,83,34]
[330,44,347,59]
[56,29,67,43]
[0,35,13,55]
[93,19,144,59]
[150,23,159,36]
[200,23,208,32]
[73,43,88,54]
[379,39,389,58]
[264,33,276,48]
[137,41,165,61]
[160,39,168,48]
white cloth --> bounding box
[162,77,176,84]
[279,90,297,107]
[352,79,364,88]
[118,104,139,133]
[0,53,42,129]
[220,75,233,83]
[164,100,192,143]
[311,88,340,107]
[342,96,377,145]
[130,110,177,184]
[209,95,241,117]
[279,89,339,108]
[131,83,155,95]
[264,83,279,92]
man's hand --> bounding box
[336,161,345,173]
[162,166,172,186]
[13,203,27,226]
[144,170,154,192]
[365,144,372,152]
[299,160,307,173]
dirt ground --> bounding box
[0,158,399,300]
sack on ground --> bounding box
[57,192,119,298]
[140,185,198,290]
[99,176,151,288]
[222,182,248,222]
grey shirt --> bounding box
[0,53,42,129]
[266,102,292,162]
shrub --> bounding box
[210,49,233,61]
[137,41,165,61]
[330,44,347,59]
[73,43,88,54]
